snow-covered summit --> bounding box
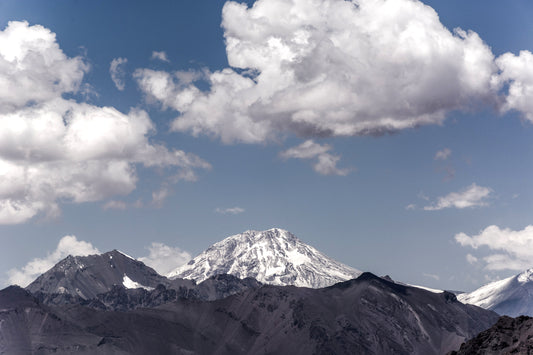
[167,228,362,288]
[458,268,533,317]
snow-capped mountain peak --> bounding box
[458,267,533,316]
[167,228,362,288]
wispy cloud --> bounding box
[215,207,245,215]
[151,187,170,208]
[280,140,350,176]
[151,51,170,63]
[423,273,440,281]
[434,148,452,161]
[109,57,128,91]
[6,236,100,287]
[466,254,478,265]
[424,184,492,211]
[102,199,143,210]
[103,200,127,210]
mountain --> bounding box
[168,228,362,288]
[26,249,172,299]
[450,315,533,355]
[458,268,533,317]
[1,272,499,355]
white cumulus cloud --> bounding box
[494,50,533,121]
[0,21,210,224]
[456,225,533,271]
[280,140,350,176]
[138,242,191,275]
[136,0,497,144]
[424,183,492,211]
[109,57,128,91]
[6,235,100,287]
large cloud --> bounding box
[456,225,533,271]
[136,0,497,144]
[0,21,210,224]
[6,235,100,287]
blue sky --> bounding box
[1,0,533,291]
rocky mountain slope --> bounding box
[1,272,499,355]
[458,268,533,317]
[26,250,171,299]
[450,315,533,354]
[168,228,362,288]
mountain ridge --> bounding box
[458,268,533,317]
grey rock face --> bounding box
[0,286,124,355]
[450,315,533,355]
[168,228,361,288]
[26,250,169,299]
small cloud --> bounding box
[151,51,170,63]
[6,236,100,287]
[405,204,416,210]
[434,148,452,160]
[102,200,127,210]
[102,199,144,210]
[424,183,492,211]
[417,192,430,201]
[109,57,128,91]
[466,253,478,264]
[280,140,351,176]
[215,207,245,215]
[423,273,440,281]
[138,242,191,276]
[151,187,170,208]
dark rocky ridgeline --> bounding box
[1,272,499,355]
[31,273,263,311]
[450,315,533,354]
[0,286,125,355]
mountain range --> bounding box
[0,227,505,354]
[1,273,497,354]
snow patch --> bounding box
[122,275,154,291]
[409,284,444,294]
[117,250,136,260]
